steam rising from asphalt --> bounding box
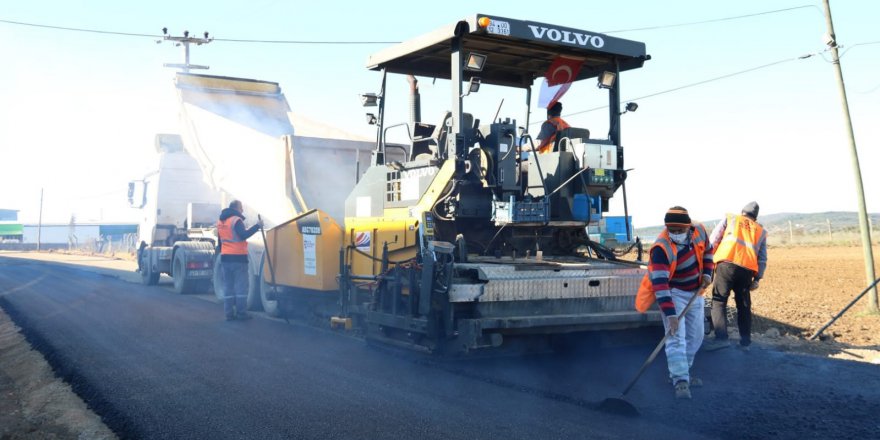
[178,85,375,226]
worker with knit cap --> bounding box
[644,206,715,399]
[706,201,768,351]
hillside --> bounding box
[634,211,880,243]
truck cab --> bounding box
[129,133,220,293]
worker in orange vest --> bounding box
[217,200,262,321]
[535,101,570,154]
[705,201,768,351]
[637,206,715,399]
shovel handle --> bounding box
[257,215,279,292]
[620,287,705,397]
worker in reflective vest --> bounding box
[217,200,262,321]
[705,201,767,351]
[636,206,714,399]
[536,101,571,154]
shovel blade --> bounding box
[597,397,639,417]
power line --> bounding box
[553,52,822,122]
[839,40,880,58]
[212,37,399,45]
[0,18,156,37]
[3,5,823,44]
[601,5,821,34]
[0,18,398,44]
[858,82,880,94]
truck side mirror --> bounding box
[128,181,147,209]
[127,182,136,206]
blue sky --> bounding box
[1,1,877,229]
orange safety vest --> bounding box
[713,214,764,273]
[537,117,571,154]
[635,224,708,313]
[217,216,248,255]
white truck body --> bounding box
[134,72,379,301]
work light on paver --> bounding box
[598,71,616,89]
[465,52,487,71]
[360,93,378,107]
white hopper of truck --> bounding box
[174,72,386,226]
[171,73,383,311]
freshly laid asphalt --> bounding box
[1,253,877,439]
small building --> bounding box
[21,223,137,245]
[0,209,23,242]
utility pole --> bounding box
[161,28,212,73]
[822,0,878,312]
[37,188,43,251]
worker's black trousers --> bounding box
[711,262,754,346]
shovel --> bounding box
[598,287,704,416]
[257,215,280,301]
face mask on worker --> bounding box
[669,231,690,245]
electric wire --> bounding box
[0,18,158,38]
[601,5,821,34]
[212,37,399,45]
[838,40,880,58]
[556,53,818,121]
[2,5,823,45]
[544,40,877,120]
[0,18,398,44]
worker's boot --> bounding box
[667,377,702,387]
[674,381,691,399]
[701,338,731,352]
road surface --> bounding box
[0,252,877,439]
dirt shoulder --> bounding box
[0,308,116,440]
[0,251,132,439]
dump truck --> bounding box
[130,133,221,294]
[132,73,381,301]
[258,14,659,354]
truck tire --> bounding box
[259,256,282,318]
[246,261,264,311]
[213,254,225,302]
[172,249,198,294]
[140,250,159,286]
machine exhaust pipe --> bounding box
[407,75,420,139]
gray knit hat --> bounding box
[742,201,759,218]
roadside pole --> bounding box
[37,188,43,252]
[821,0,878,312]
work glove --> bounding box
[750,279,760,291]
[701,274,712,289]
[667,316,680,335]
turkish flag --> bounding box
[544,56,583,87]
[538,78,571,109]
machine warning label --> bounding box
[486,19,511,36]
[298,221,322,235]
[355,231,371,252]
[303,234,317,276]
